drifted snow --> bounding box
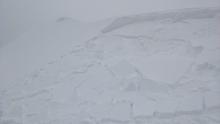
[0,8,220,124]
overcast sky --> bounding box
[0,0,219,46]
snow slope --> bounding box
[0,18,111,89]
[0,7,220,124]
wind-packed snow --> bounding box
[0,7,220,124]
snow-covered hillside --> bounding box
[0,7,220,124]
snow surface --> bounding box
[0,7,220,124]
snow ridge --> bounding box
[102,7,220,33]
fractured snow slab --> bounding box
[130,54,193,84]
[0,7,220,124]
